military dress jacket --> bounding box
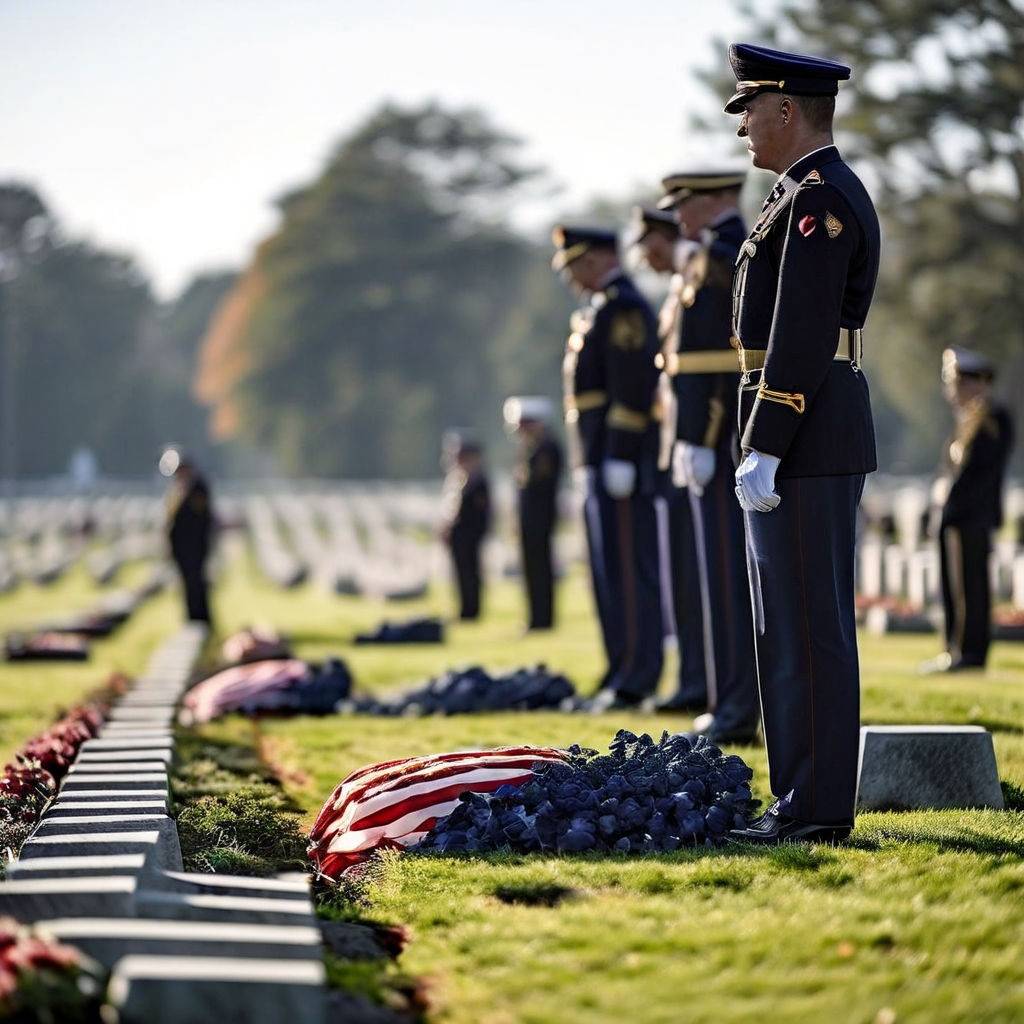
[673,212,747,453]
[732,145,880,478]
[563,273,661,481]
[444,470,492,546]
[517,434,563,535]
[167,476,213,565]
[940,401,1014,530]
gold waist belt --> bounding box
[735,328,864,374]
[655,350,743,375]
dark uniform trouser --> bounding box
[520,522,555,629]
[175,557,211,624]
[744,474,864,825]
[698,451,758,732]
[450,538,482,620]
[665,488,707,705]
[583,478,664,698]
[939,522,992,667]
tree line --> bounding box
[1,0,1019,480]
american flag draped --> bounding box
[308,745,567,879]
[181,658,313,723]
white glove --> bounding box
[602,459,636,499]
[672,442,716,494]
[735,451,782,512]
[671,442,692,490]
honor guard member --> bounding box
[629,206,710,714]
[504,396,564,631]
[553,225,664,709]
[722,44,881,844]
[440,432,492,621]
[161,447,214,625]
[922,348,1013,673]
[656,172,759,743]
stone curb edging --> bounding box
[0,623,327,1024]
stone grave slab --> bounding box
[39,918,323,964]
[857,725,1004,810]
[0,876,137,920]
[7,854,147,878]
[108,954,326,1024]
[137,890,315,925]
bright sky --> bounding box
[3,0,752,298]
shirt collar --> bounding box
[780,144,841,185]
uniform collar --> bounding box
[710,207,742,228]
[595,267,625,293]
[781,144,841,185]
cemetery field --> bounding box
[190,554,1024,1024]
[0,560,176,763]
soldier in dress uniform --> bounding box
[503,396,564,631]
[552,226,664,710]
[629,206,709,714]
[922,347,1014,673]
[653,173,760,743]
[721,44,881,844]
[161,447,214,625]
[439,433,492,621]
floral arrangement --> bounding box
[0,917,106,1022]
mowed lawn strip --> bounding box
[0,561,178,763]
[196,554,1024,1023]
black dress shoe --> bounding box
[919,653,986,675]
[650,692,706,714]
[691,713,759,745]
[729,802,852,845]
[579,689,644,714]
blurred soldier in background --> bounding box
[724,44,881,844]
[161,447,214,625]
[504,396,564,632]
[655,170,759,744]
[629,206,709,715]
[439,433,492,621]
[922,347,1014,673]
[552,225,664,711]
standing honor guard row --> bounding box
[548,41,886,844]
[551,227,665,711]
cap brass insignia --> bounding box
[825,212,843,239]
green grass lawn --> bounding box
[191,544,1024,1024]
[0,560,179,763]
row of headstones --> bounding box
[247,492,433,600]
[0,495,165,591]
[858,537,1024,608]
[861,480,1024,550]
[0,623,327,1024]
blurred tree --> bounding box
[0,181,227,478]
[196,102,568,478]
[704,0,1024,472]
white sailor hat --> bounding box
[503,396,553,428]
[942,347,995,383]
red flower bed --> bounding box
[0,917,105,1020]
[0,678,124,857]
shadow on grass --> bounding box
[967,717,1024,736]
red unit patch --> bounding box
[798,215,818,237]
